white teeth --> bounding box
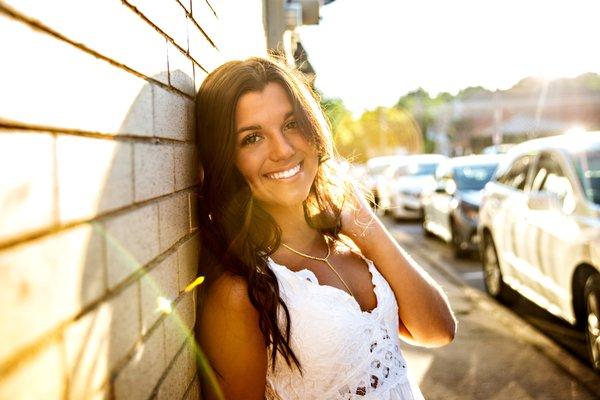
[267,163,301,180]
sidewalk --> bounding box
[398,240,600,400]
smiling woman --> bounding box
[194,57,455,400]
[234,82,320,211]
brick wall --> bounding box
[0,1,266,398]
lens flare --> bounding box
[184,276,205,293]
[156,296,173,315]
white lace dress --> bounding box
[265,256,424,400]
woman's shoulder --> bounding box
[202,272,256,315]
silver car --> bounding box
[387,154,448,220]
[477,132,600,371]
[422,155,500,258]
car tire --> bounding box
[584,273,600,373]
[450,220,468,259]
[481,233,518,305]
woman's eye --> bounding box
[284,120,298,131]
[241,133,262,146]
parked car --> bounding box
[482,143,515,155]
[375,160,409,213]
[387,154,448,220]
[365,155,405,208]
[477,131,600,372]
[422,155,501,258]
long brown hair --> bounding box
[194,57,347,372]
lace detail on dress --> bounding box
[266,257,423,400]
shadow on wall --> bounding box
[68,70,205,399]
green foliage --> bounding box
[456,86,493,100]
[319,72,600,161]
[320,95,350,135]
[319,96,423,163]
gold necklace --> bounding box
[281,237,355,298]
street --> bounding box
[385,217,600,400]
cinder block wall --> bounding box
[0,1,266,398]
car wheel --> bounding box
[584,274,600,372]
[481,233,518,305]
[450,220,468,259]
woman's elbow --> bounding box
[419,314,457,347]
[430,315,457,346]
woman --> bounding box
[194,57,456,400]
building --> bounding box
[430,79,600,155]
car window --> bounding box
[531,153,575,212]
[572,147,600,205]
[497,155,531,191]
[453,163,498,191]
[408,162,439,176]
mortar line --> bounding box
[0,187,197,252]
[0,3,193,99]
[121,0,211,72]
[0,232,197,381]
[0,122,194,146]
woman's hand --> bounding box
[339,182,456,347]
[339,185,378,249]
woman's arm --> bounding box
[197,273,268,399]
[340,188,457,347]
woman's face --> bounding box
[234,82,319,211]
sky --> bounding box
[298,0,600,114]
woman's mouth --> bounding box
[265,162,302,180]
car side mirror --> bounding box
[527,191,559,210]
[435,185,446,193]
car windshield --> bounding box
[453,163,498,191]
[408,162,438,176]
[573,146,600,205]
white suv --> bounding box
[478,132,600,372]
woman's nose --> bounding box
[269,131,295,161]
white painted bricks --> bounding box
[63,304,112,399]
[0,14,153,136]
[174,144,199,191]
[126,0,189,52]
[0,340,66,400]
[2,0,170,85]
[0,224,105,362]
[164,293,196,363]
[188,17,222,72]
[0,132,55,244]
[178,233,200,291]
[107,282,141,372]
[134,141,175,202]
[114,324,165,400]
[153,85,195,141]
[158,192,190,253]
[104,204,159,289]
[168,42,196,96]
[57,135,133,223]
[158,340,196,400]
[140,252,179,334]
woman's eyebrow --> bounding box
[236,124,261,135]
[236,111,295,135]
